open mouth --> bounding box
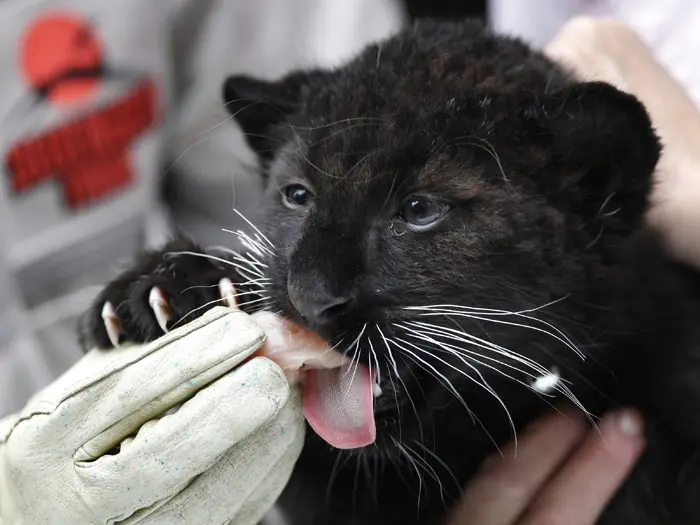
[249,311,379,449]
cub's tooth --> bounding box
[373,383,383,398]
[101,301,121,347]
[219,277,238,309]
[149,287,171,333]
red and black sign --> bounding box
[5,11,159,208]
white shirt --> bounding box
[490,0,700,108]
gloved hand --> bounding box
[0,306,305,525]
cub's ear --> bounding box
[524,81,661,231]
[222,71,321,161]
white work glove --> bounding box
[0,306,304,525]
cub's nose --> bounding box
[288,284,353,326]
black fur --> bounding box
[80,20,700,524]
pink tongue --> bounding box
[303,364,376,449]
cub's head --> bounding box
[223,20,660,451]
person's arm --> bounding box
[545,17,700,269]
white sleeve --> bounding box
[489,0,599,48]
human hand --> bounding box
[544,17,700,269]
[0,307,304,525]
[447,408,645,525]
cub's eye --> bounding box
[400,195,450,230]
[282,184,314,209]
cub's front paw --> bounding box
[78,238,240,351]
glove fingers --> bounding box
[71,309,264,457]
[132,389,305,525]
[75,357,290,522]
[224,431,304,525]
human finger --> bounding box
[519,408,645,525]
[448,408,587,525]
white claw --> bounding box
[101,302,121,347]
[149,287,171,333]
[218,277,239,309]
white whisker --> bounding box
[168,250,265,279]
[209,245,269,269]
[405,321,550,376]
[403,327,534,385]
[413,309,585,360]
[377,326,421,443]
[237,295,272,308]
[412,440,462,497]
[402,442,446,504]
[404,295,570,316]
[398,320,594,428]
[391,437,424,508]
[343,323,367,375]
[326,450,352,503]
[233,208,276,250]
[347,323,368,391]
[169,292,268,329]
[234,253,268,269]
[223,228,274,258]
[368,338,381,386]
[385,337,475,423]
[404,297,583,360]
[393,333,515,450]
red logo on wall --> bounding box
[5,12,158,208]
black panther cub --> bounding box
[79,20,700,525]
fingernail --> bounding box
[615,409,643,437]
